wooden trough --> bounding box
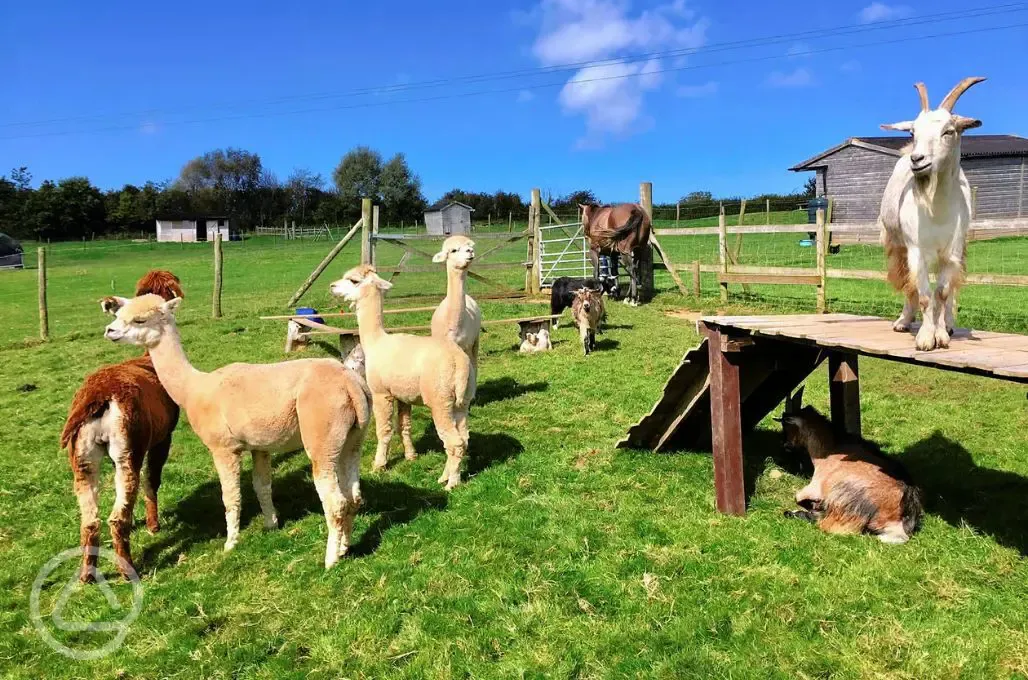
[620,313,1028,516]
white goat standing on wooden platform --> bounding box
[879,76,985,351]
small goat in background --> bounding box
[519,327,552,353]
[571,288,604,355]
[879,77,985,350]
[779,388,923,544]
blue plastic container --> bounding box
[798,239,814,247]
[295,307,325,325]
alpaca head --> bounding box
[329,265,392,306]
[103,294,181,347]
[101,269,183,316]
[880,77,985,179]
[432,235,475,270]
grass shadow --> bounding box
[742,428,814,504]
[899,431,1028,555]
[412,428,524,477]
[593,338,620,351]
[141,449,446,568]
[474,377,548,406]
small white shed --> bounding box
[423,201,473,236]
[155,215,230,242]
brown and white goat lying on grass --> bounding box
[519,327,552,353]
[62,270,183,582]
[779,389,923,544]
[571,288,605,355]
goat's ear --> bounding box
[100,296,130,315]
[880,121,914,132]
[432,251,447,264]
[792,385,805,409]
[161,297,183,314]
[952,115,982,131]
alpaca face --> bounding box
[104,294,179,347]
[433,236,475,270]
[329,265,392,305]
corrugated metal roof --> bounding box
[790,134,1028,171]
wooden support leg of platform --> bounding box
[703,324,746,515]
[829,352,861,437]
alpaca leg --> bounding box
[336,430,364,559]
[432,408,466,490]
[251,450,278,530]
[397,402,416,461]
[72,435,103,583]
[107,440,140,579]
[945,294,956,335]
[142,436,171,534]
[212,451,242,552]
[311,463,346,568]
[371,394,395,471]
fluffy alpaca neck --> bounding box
[914,152,961,219]
[355,288,387,345]
[442,266,468,323]
[147,323,202,408]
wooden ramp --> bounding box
[620,313,1028,452]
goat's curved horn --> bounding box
[914,82,929,112]
[939,76,986,112]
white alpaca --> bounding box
[879,77,985,351]
[330,265,473,489]
[103,295,371,568]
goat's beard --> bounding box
[913,170,940,218]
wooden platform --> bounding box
[619,313,1028,516]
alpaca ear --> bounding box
[100,296,130,315]
[432,251,447,263]
[161,297,183,314]
[372,275,393,292]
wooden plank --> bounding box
[703,323,745,515]
[718,273,820,286]
[829,353,861,437]
[649,233,688,295]
[375,262,526,273]
[374,231,529,242]
[284,218,362,307]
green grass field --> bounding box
[3,232,1028,678]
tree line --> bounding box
[0,147,815,242]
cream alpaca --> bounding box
[103,295,371,568]
[331,265,473,489]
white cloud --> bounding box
[525,0,710,146]
[676,81,718,98]
[858,2,912,23]
[787,43,811,59]
[139,121,159,135]
[766,68,813,88]
[517,89,535,103]
[841,59,861,73]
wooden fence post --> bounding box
[692,260,701,297]
[766,198,770,225]
[371,205,380,266]
[816,208,827,313]
[37,247,49,341]
[212,233,223,319]
[529,188,541,294]
[286,218,363,307]
[718,212,728,303]
[676,201,681,227]
[508,211,513,232]
[361,198,373,265]
[639,182,655,301]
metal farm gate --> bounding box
[537,221,591,287]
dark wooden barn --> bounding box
[790,134,1028,223]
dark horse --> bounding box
[581,203,651,306]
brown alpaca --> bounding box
[571,288,604,355]
[103,293,371,568]
[62,270,183,582]
[779,389,923,543]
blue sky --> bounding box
[1,0,1026,202]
